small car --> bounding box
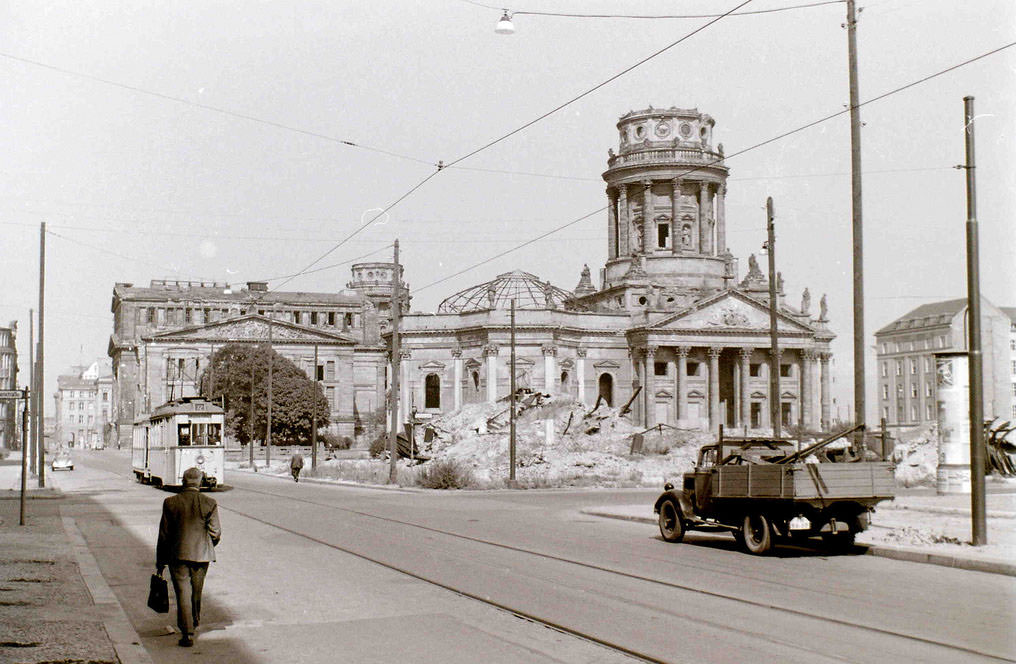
[51,452,74,471]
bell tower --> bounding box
[590,107,731,311]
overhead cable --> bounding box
[462,0,842,19]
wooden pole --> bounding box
[28,309,35,475]
[766,198,781,437]
[847,0,866,437]
[266,311,273,466]
[36,223,45,488]
[388,240,401,484]
[509,299,516,483]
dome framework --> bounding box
[437,270,574,313]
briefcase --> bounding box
[147,572,169,613]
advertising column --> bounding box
[935,351,971,494]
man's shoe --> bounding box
[178,636,194,647]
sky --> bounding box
[1,0,1014,420]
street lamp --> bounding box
[495,10,515,34]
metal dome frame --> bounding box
[437,270,575,314]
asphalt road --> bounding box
[59,450,1015,663]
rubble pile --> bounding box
[415,393,707,487]
[891,426,938,487]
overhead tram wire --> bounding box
[264,243,394,283]
[0,52,436,168]
[461,0,842,19]
[414,40,1016,295]
[263,4,751,291]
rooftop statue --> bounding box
[801,288,811,315]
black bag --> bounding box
[147,572,169,613]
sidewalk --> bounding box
[583,482,1016,576]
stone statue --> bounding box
[747,254,762,279]
[681,224,692,248]
[820,294,828,321]
[486,283,497,309]
[777,272,784,293]
[632,219,644,253]
[607,148,615,158]
[542,280,555,307]
[801,288,811,314]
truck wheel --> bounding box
[658,499,685,543]
[742,513,773,555]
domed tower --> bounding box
[590,107,731,311]
[347,262,410,319]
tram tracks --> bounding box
[224,483,1014,664]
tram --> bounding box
[132,397,225,488]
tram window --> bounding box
[177,423,191,446]
[193,423,207,445]
[208,423,222,445]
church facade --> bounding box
[394,107,836,433]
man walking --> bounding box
[156,467,221,647]
[290,451,304,482]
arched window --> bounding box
[560,370,569,386]
[472,371,480,391]
[425,373,441,409]
[598,373,614,407]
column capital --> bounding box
[482,344,499,357]
[700,181,710,193]
[707,346,723,359]
[642,178,653,189]
[819,352,832,364]
[802,348,819,361]
[718,183,727,195]
[767,348,783,360]
[676,346,691,358]
[645,345,658,359]
[739,347,753,361]
[451,348,462,358]
[606,186,618,200]
[541,344,558,357]
[399,349,412,360]
[671,176,683,186]
[575,347,588,358]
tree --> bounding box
[199,343,330,446]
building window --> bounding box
[910,358,917,374]
[560,371,569,386]
[881,362,887,378]
[78,415,83,424]
[316,365,324,381]
[1012,360,1016,376]
[882,385,888,400]
[657,223,670,249]
[880,343,886,354]
[926,383,933,397]
[926,357,933,372]
[425,373,441,409]
[326,361,336,380]
[344,313,353,328]
[928,404,934,420]
[780,364,792,378]
[598,373,614,407]
[882,407,889,421]
[749,363,761,377]
[654,362,668,376]
[311,311,319,325]
[686,361,700,376]
[328,312,335,326]
[911,406,918,421]
[911,383,918,398]
[326,386,335,408]
[895,360,902,376]
[1012,382,1016,398]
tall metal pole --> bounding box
[312,343,318,470]
[19,388,29,526]
[36,223,45,488]
[846,0,866,436]
[766,197,781,437]
[388,240,401,484]
[248,351,255,468]
[265,312,273,466]
[509,299,517,482]
[963,96,986,546]
[28,309,35,475]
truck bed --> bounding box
[712,462,894,501]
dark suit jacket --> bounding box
[156,488,221,566]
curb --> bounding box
[61,513,155,664]
[227,465,424,492]
[581,509,1016,577]
[882,504,1016,520]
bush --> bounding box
[320,432,353,451]
[415,458,475,490]
[369,434,389,458]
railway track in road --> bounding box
[223,483,1015,664]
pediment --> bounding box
[687,390,705,399]
[646,291,814,333]
[751,390,768,399]
[515,357,535,366]
[420,361,447,371]
[780,391,797,400]
[464,358,482,369]
[594,360,621,369]
[145,314,357,345]
[654,389,672,399]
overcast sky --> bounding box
[2,1,1014,419]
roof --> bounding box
[875,298,967,335]
[57,375,96,390]
[437,271,575,314]
[112,282,364,307]
[148,397,224,421]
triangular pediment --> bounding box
[145,314,357,345]
[645,290,814,333]
[594,360,621,369]
[420,360,447,371]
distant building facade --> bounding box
[0,322,17,448]
[394,108,836,433]
[54,360,114,449]
[107,272,405,447]
[874,298,1016,428]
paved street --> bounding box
[46,450,1016,663]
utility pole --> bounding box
[266,310,273,466]
[509,299,517,483]
[19,388,29,526]
[962,96,986,546]
[765,197,781,437]
[388,240,401,484]
[36,223,45,488]
[846,0,866,437]
[248,351,255,469]
[28,309,35,475]
[312,343,319,470]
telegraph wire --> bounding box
[45,228,185,278]
[0,52,437,167]
[461,0,842,19]
[264,244,394,283]
[413,40,1016,294]
[442,0,754,170]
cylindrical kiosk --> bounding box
[935,351,971,494]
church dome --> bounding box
[437,270,574,313]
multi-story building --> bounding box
[394,107,837,433]
[874,297,1014,428]
[0,321,17,448]
[53,359,114,449]
[107,273,404,447]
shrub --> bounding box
[415,458,475,490]
[369,434,389,458]
[320,432,353,451]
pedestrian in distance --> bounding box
[290,452,304,482]
[156,467,221,647]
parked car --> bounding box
[51,452,74,471]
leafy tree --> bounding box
[199,343,330,445]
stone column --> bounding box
[631,349,642,426]
[708,347,722,432]
[801,350,816,429]
[698,182,712,255]
[716,183,727,254]
[642,180,653,253]
[670,178,682,255]
[484,344,498,403]
[542,345,557,393]
[644,346,657,428]
[452,348,463,411]
[607,188,618,260]
[739,348,752,429]
[398,349,411,426]
[576,348,587,404]
[676,346,689,422]
[820,352,832,430]
[618,185,630,257]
